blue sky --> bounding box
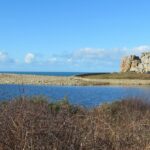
[0,0,150,72]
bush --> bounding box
[0,97,149,150]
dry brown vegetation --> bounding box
[0,97,150,150]
[78,72,150,80]
[1,73,150,86]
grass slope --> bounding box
[77,72,150,80]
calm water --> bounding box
[0,71,87,76]
[0,84,150,107]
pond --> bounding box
[0,84,150,107]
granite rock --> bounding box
[120,52,150,73]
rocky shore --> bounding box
[0,74,150,86]
[0,74,109,86]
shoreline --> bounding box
[0,74,150,86]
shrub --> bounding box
[0,97,149,150]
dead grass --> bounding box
[0,97,149,150]
[77,72,150,80]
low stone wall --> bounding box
[121,52,150,73]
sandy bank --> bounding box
[0,74,150,86]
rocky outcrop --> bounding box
[121,55,141,72]
[121,52,150,73]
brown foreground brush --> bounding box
[0,97,149,150]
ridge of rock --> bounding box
[120,52,150,73]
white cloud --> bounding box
[24,53,35,64]
[73,48,106,59]
[132,45,150,53]
[22,46,150,67]
[1,45,149,71]
[119,45,150,56]
[67,58,72,62]
[0,52,8,62]
[0,51,15,63]
[47,57,57,64]
[58,45,150,70]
